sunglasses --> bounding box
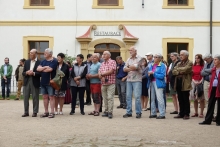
[154,56,159,58]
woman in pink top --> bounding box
[190,54,205,118]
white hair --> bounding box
[203,53,212,59]
[45,48,53,55]
[214,54,220,60]
[104,51,111,57]
[92,53,99,58]
[180,50,189,57]
[130,46,137,51]
[170,52,178,57]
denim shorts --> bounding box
[55,90,66,97]
[41,85,55,96]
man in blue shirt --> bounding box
[116,56,127,109]
[37,48,58,118]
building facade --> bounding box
[0,0,219,68]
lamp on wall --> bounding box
[142,0,144,8]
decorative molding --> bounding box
[77,25,97,38]
[1,20,219,26]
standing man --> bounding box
[87,53,102,116]
[37,48,58,118]
[15,59,26,100]
[173,50,193,120]
[22,49,41,117]
[146,52,154,68]
[99,51,116,119]
[123,46,143,119]
[0,57,13,100]
[201,53,214,105]
[116,56,127,109]
[84,54,92,105]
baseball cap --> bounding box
[145,52,153,56]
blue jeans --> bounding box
[1,78,11,98]
[150,81,165,117]
[126,81,142,115]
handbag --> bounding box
[197,83,204,97]
[50,68,65,90]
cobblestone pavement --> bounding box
[0,98,220,147]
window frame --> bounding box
[23,36,54,59]
[23,0,55,9]
[162,38,194,61]
[29,41,49,60]
[92,0,123,9]
[163,0,194,9]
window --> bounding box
[29,41,49,60]
[162,0,194,9]
[92,0,123,9]
[30,0,50,6]
[162,38,194,63]
[167,43,188,64]
[95,43,120,53]
[98,0,118,6]
[23,0,54,9]
[168,0,187,5]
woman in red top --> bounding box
[190,54,205,118]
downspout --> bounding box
[210,0,213,54]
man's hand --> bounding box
[99,74,102,79]
[122,77,126,82]
[101,77,105,83]
[76,80,80,86]
[129,65,137,71]
[3,76,6,79]
[148,71,154,75]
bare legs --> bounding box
[172,94,179,112]
[55,97,65,113]
[193,99,205,117]
[42,94,55,114]
[141,96,148,110]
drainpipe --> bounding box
[210,0,213,54]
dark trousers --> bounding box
[23,77,39,114]
[85,80,91,103]
[71,86,85,113]
[116,78,126,106]
[1,78,11,98]
[177,90,190,117]
[204,87,220,124]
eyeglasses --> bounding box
[154,56,159,58]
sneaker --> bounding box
[55,112,58,115]
[123,105,127,109]
[149,115,157,118]
[0,98,5,100]
[108,113,113,119]
[123,113,132,118]
[6,98,10,100]
[14,98,19,101]
[69,111,75,115]
[59,112,63,115]
[117,105,123,109]
[136,114,141,119]
[102,112,108,117]
[156,116,166,119]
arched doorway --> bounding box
[94,43,120,60]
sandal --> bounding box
[191,114,198,117]
[199,114,204,118]
[88,111,95,115]
[40,113,49,118]
[94,111,99,116]
[48,113,55,118]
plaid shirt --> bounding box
[99,59,116,85]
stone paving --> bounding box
[0,99,220,147]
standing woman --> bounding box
[141,58,149,111]
[199,54,220,126]
[54,53,69,115]
[64,61,72,104]
[191,54,205,118]
[70,54,87,115]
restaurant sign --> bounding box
[94,31,121,36]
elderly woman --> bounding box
[148,53,166,119]
[54,53,69,115]
[173,50,193,120]
[70,54,87,115]
[199,54,220,126]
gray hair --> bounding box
[96,53,101,58]
[203,53,212,59]
[214,54,220,60]
[170,52,178,57]
[92,53,99,58]
[180,50,189,57]
[104,51,111,57]
[116,56,122,60]
[45,48,53,55]
[130,46,137,51]
[154,53,163,59]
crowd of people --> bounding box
[0,47,220,126]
